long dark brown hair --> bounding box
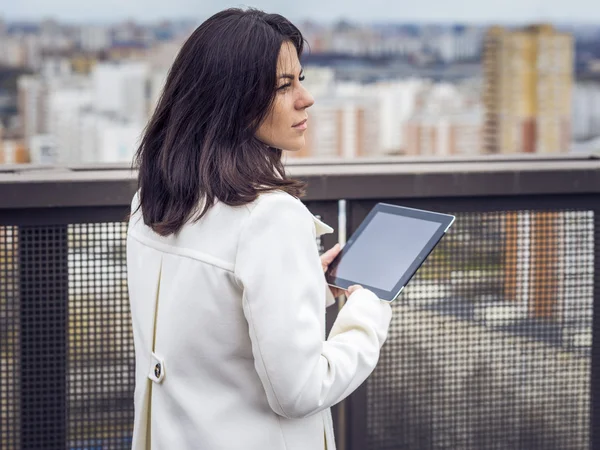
[133,8,307,236]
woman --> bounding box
[127,8,392,450]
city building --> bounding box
[0,36,30,68]
[94,116,143,163]
[404,83,483,156]
[482,24,573,154]
[435,28,482,63]
[16,60,151,165]
[0,124,29,163]
[7,37,28,68]
[17,75,50,142]
[404,111,482,156]
[483,26,572,323]
[572,81,600,142]
[296,75,483,158]
[361,80,427,155]
[296,76,428,158]
[47,84,93,164]
[78,25,111,53]
[92,62,150,123]
[40,56,73,78]
[298,96,380,158]
[70,54,98,75]
[28,134,57,164]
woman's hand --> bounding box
[320,243,363,298]
[320,243,341,273]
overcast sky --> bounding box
[2,0,600,24]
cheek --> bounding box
[269,101,288,135]
[255,97,293,146]
[257,112,276,141]
[271,100,286,124]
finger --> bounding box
[320,245,341,272]
[320,243,341,264]
[331,287,343,298]
[347,285,364,295]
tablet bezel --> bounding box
[324,203,455,302]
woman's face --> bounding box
[255,41,315,152]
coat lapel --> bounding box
[312,215,334,237]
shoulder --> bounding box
[129,189,140,212]
[249,190,306,213]
[127,190,142,228]
[244,190,334,238]
[241,190,314,235]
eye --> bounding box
[277,73,305,92]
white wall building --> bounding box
[302,96,379,158]
[79,25,111,52]
[47,86,93,164]
[404,83,483,156]
[301,76,484,158]
[15,57,155,165]
[432,29,482,63]
[302,66,336,99]
[0,34,43,69]
[572,82,600,141]
[0,36,27,68]
[92,62,150,124]
[41,57,72,78]
[96,118,143,163]
[70,110,143,163]
[362,80,428,154]
[29,134,57,164]
[404,110,482,156]
[148,68,169,115]
[18,76,49,141]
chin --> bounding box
[283,140,305,152]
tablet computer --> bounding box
[325,203,455,302]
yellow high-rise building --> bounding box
[483,25,573,154]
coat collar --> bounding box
[312,214,334,237]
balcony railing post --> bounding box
[305,200,347,448]
[592,207,600,450]
[343,199,372,450]
[19,225,68,449]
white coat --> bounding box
[126,189,392,450]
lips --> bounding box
[292,118,307,128]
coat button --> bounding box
[154,363,162,379]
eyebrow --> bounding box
[278,68,304,80]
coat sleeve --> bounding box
[234,193,392,419]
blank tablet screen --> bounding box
[334,212,442,291]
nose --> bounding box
[295,84,314,110]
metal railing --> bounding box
[1,154,599,450]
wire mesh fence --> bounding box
[365,209,593,450]
[0,223,133,450]
[0,203,598,450]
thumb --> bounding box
[321,243,341,264]
[347,284,364,295]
